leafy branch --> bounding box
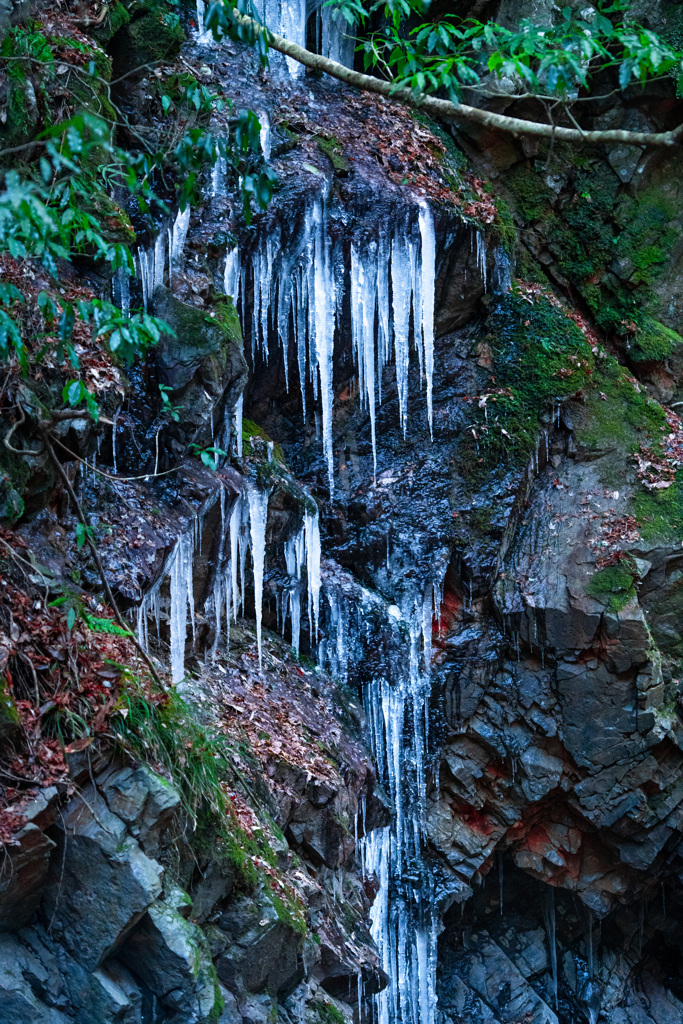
[205,0,683,148]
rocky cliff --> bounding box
[1,1,683,1023]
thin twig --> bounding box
[4,406,43,456]
[39,428,168,693]
[51,434,178,482]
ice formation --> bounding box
[282,510,321,654]
[321,580,443,1024]
[137,483,271,680]
[226,198,438,490]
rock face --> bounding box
[3,2,683,1024]
[0,646,386,1024]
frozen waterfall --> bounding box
[321,578,444,1024]
[201,0,354,76]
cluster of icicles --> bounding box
[137,483,321,681]
[196,0,354,72]
[112,207,191,319]
[226,196,440,493]
[323,580,444,1024]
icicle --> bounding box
[312,200,336,495]
[350,239,378,477]
[475,229,487,291]
[543,888,558,1011]
[224,246,240,302]
[137,249,149,312]
[492,246,512,294]
[113,267,130,318]
[247,484,268,667]
[246,197,437,493]
[153,234,166,291]
[419,202,435,438]
[357,585,441,1024]
[196,0,213,44]
[171,207,191,282]
[170,531,194,684]
[259,111,272,161]
[319,3,354,66]
[391,228,411,435]
[229,497,242,620]
[234,394,244,457]
[304,510,321,638]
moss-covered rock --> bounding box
[317,136,349,176]
[117,9,185,70]
[152,286,247,448]
[586,561,637,613]
[457,292,594,485]
[627,317,683,364]
[85,190,137,248]
[89,1,132,45]
[506,164,555,223]
[572,355,667,461]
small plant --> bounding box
[190,444,227,470]
[159,383,182,421]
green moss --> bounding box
[627,318,683,363]
[211,295,242,343]
[573,356,667,457]
[125,10,185,64]
[241,419,285,462]
[0,676,20,738]
[317,135,349,175]
[586,561,637,612]
[86,191,136,247]
[468,506,495,533]
[643,574,683,657]
[515,246,548,285]
[268,888,307,936]
[506,165,555,223]
[90,2,131,43]
[314,1000,347,1024]
[208,972,225,1023]
[457,294,593,484]
[547,165,619,286]
[494,197,516,255]
[112,681,274,888]
[634,473,683,541]
[411,110,467,175]
[615,186,678,285]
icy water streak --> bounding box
[136,16,494,1024]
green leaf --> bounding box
[75,522,87,550]
[65,380,82,406]
[66,606,76,631]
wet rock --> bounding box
[0,932,70,1024]
[67,958,142,1024]
[98,764,182,859]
